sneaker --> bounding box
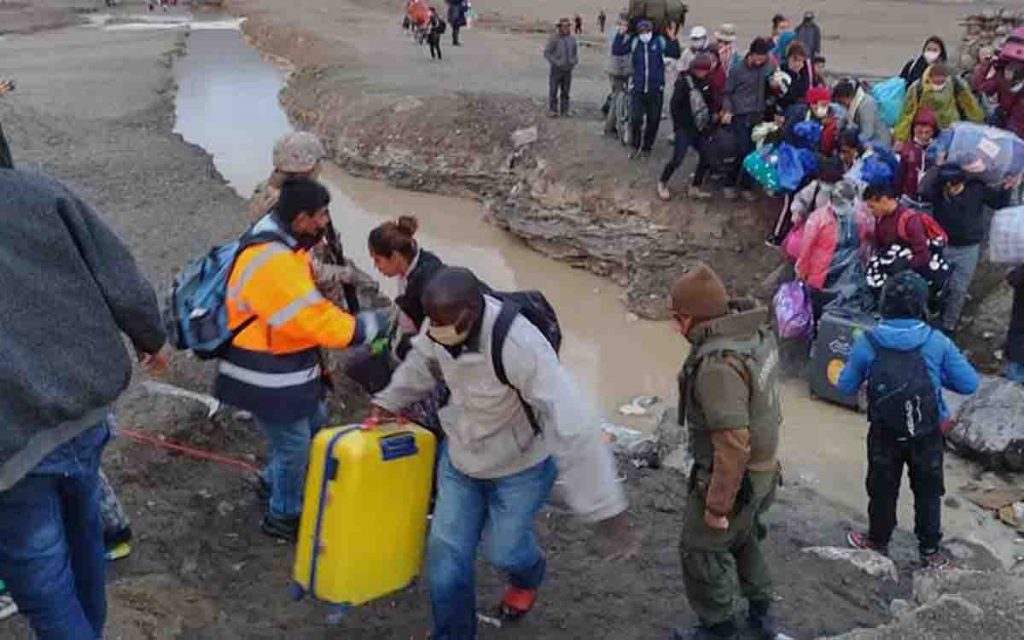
[723,187,739,201]
[687,185,713,200]
[921,549,950,570]
[657,181,671,201]
[261,514,299,543]
[547,110,560,118]
[741,190,759,203]
[496,586,538,622]
[561,110,575,118]
[105,541,132,562]
[846,531,889,555]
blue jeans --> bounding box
[257,403,328,519]
[1006,361,1024,383]
[428,449,557,640]
[0,420,111,640]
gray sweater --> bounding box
[544,33,578,71]
[724,58,775,117]
[0,169,165,491]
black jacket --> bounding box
[919,169,1009,247]
[1007,265,1024,365]
[670,73,712,134]
[777,60,813,113]
[395,248,445,330]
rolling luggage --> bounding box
[808,308,876,410]
[292,422,437,607]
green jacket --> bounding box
[679,301,782,479]
[894,68,985,142]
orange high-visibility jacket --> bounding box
[214,221,357,423]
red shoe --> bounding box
[497,586,537,622]
[847,531,889,556]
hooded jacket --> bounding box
[894,67,985,141]
[979,66,1024,139]
[895,107,939,197]
[845,86,891,146]
[918,168,1010,247]
[0,169,166,492]
[611,33,682,95]
[837,319,979,421]
[670,71,716,133]
[374,295,627,522]
[796,202,873,290]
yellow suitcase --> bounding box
[292,422,436,607]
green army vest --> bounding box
[678,303,782,474]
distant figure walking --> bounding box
[598,10,606,33]
[446,0,468,46]
[574,14,583,35]
[427,7,445,60]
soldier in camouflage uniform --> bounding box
[248,132,360,312]
[669,264,785,640]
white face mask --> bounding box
[923,50,941,64]
[639,32,653,44]
[913,135,931,146]
[691,38,707,51]
[814,105,829,118]
[427,322,469,346]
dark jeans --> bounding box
[659,129,701,184]
[630,91,664,152]
[866,429,945,554]
[729,113,758,188]
[549,67,572,114]
[451,25,461,45]
[428,34,442,59]
[0,420,111,640]
[0,122,12,168]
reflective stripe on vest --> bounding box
[267,290,326,328]
[228,242,291,300]
[217,360,322,389]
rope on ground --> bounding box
[118,428,259,475]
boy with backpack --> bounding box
[370,267,633,639]
[837,271,979,569]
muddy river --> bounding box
[160,19,1017,564]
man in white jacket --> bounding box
[372,267,632,639]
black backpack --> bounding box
[865,332,941,439]
[489,290,563,433]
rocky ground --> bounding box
[3,2,1024,639]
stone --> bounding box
[947,376,1024,472]
[653,407,693,474]
[801,546,899,581]
[602,423,658,469]
[888,598,913,619]
[510,125,538,148]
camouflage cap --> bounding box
[272,132,326,173]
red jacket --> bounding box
[796,205,873,290]
[895,141,928,197]
[979,65,1024,139]
[875,207,931,271]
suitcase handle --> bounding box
[380,433,419,461]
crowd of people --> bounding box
[4,7,1024,640]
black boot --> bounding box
[748,600,782,640]
[671,620,737,640]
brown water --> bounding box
[171,23,1021,565]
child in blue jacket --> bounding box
[837,271,979,569]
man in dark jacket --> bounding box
[794,11,821,59]
[612,19,681,158]
[0,169,167,639]
[544,18,579,117]
[658,53,717,201]
[919,164,1010,332]
[446,0,467,46]
[722,37,776,201]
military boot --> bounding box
[670,620,738,640]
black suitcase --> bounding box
[808,308,877,410]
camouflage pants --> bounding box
[678,469,778,626]
[98,469,131,547]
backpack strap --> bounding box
[226,230,294,339]
[491,302,542,434]
[895,209,916,243]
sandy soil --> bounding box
[0,3,1022,640]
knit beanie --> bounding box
[881,271,930,320]
[670,263,730,319]
[806,85,832,105]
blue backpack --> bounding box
[164,230,288,360]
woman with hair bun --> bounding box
[368,216,446,336]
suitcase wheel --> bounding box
[287,582,306,602]
[325,603,352,625]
